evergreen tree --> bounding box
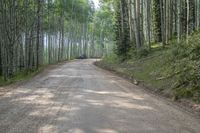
[114,0,130,59]
[153,0,162,42]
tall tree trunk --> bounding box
[36,0,41,69]
[186,0,189,43]
[147,0,151,49]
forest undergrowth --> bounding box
[97,32,200,103]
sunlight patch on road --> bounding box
[12,88,55,105]
[111,100,154,110]
[49,74,100,79]
[109,80,117,83]
[84,89,144,100]
[68,128,85,133]
[39,124,57,133]
[86,99,104,106]
[1,87,31,98]
[96,128,119,133]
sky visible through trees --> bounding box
[92,0,99,8]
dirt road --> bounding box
[0,59,199,133]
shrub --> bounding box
[103,53,121,64]
[137,48,149,58]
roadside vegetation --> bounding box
[0,61,66,86]
[97,33,200,103]
[96,0,200,104]
[0,67,43,86]
[97,31,200,104]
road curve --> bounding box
[0,59,200,133]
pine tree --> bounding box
[115,0,130,59]
[153,0,162,42]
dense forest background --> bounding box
[113,0,200,58]
[98,0,200,103]
[0,0,114,80]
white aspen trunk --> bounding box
[147,0,151,49]
[128,0,133,42]
[186,0,189,44]
[177,0,181,43]
[132,0,141,50]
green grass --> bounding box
[0,59,75,87]
[0,66,46,87]
[151,42,163,49]
[99,32,200,103]
[101,49,174,96]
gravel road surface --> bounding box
[0,59,200,133]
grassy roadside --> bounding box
[95,32,200,113]
[95,48,174,97]
[0,60,75,87]
[0,67,46,87]
[95,52,200,113]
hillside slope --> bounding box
[96,32,200,112]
